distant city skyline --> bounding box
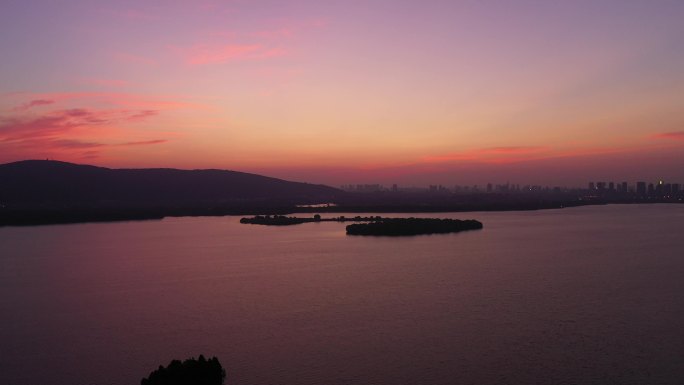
[1,1,684,185]
[341,179,683,194]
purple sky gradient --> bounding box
[1,1,683,186]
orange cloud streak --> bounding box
[653,131,684,140]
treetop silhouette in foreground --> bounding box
[141,355,226,385]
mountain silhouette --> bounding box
[0,160,341,208]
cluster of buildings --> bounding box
[588,180,681,197]
[340,180,684,199]
[341,183,563,194]
[339,184,387,193]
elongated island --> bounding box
[239,214,383,225]
[240,215,483,236]
[346,217,483,236]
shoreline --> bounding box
[0,200,681,228]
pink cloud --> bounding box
[479,146,548,154]
[79,150,101,159]
[5,92,204,111]
[204,30,239,39]
[13,99,55,111]
[310,18,329,28]
[112,52,157,66]
[253,28,294,39]
[205,16,327,41]
[177,44,287,65]
[0,108,160,142]
[256,17,329,34]
[181,18,326,67]
[0,105,164,161]
[0,92,189,163]
[51,139,106,149]
[653,131,684,140]
[117,139,167,146]
[0,115,77,141]
[80,78,131,88]
[126,110,159,121]
[101,8,160,21]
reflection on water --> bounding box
[1,204,684,385]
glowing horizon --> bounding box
[2,1,683,186]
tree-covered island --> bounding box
[346,218,483,236]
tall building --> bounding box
[636,182,646,195]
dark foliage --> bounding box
[346,217,483,236]
[141,355,226,385]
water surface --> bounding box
[1,204,683,384]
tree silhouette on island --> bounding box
[141,355,226,385]
[346,217,483,236]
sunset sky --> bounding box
[1,1,683,186]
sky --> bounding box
[1,0,683,187]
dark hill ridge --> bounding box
[0,160,342,208]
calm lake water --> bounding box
[1,204,684,385]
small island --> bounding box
[345,218,483,236]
